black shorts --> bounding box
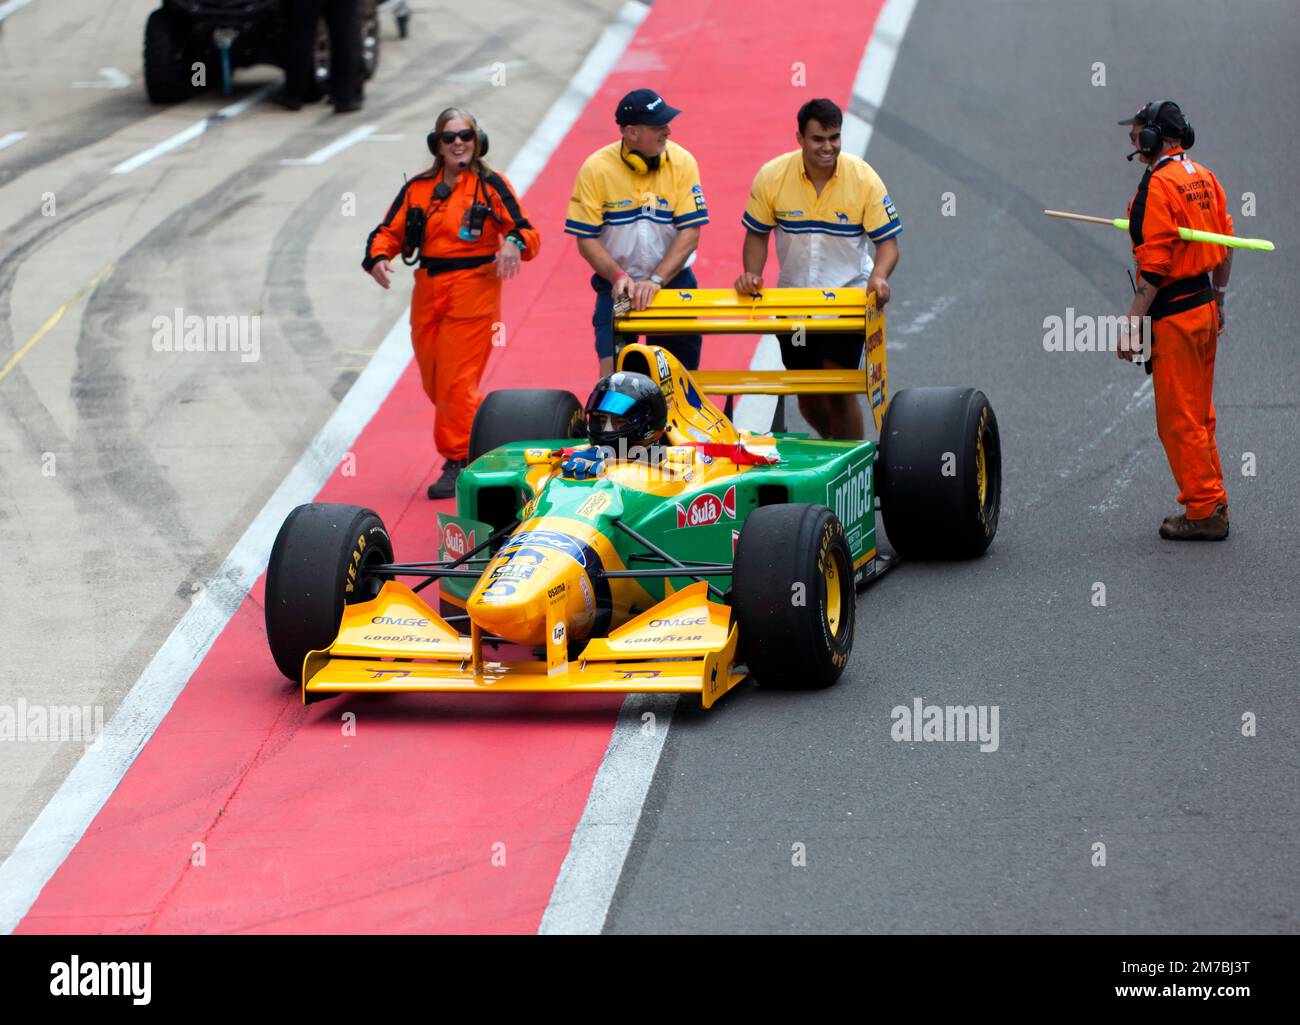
[776,329,865,371]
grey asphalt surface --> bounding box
[605,0,1300,933]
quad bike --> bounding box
[143,0,384,103]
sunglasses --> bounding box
[438,129,476,145]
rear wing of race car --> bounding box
[611,287,889,431]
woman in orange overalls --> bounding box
[364,107,541,498]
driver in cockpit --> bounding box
[563,371,668,479]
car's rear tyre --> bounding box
[877,387,1001,559]
[732,503,855,689]
[265,503,393,680]
[144,8,195,104]
[468,389,584,462]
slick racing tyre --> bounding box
[265,503,393,680]
[468,389,584,463]
[732,503,855,689]
[877,387,1002,559]
[144,8,195,104]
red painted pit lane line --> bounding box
[18,0,886,933]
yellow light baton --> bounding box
[1044,209,1275,251]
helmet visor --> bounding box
[590,391,637,415]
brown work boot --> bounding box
[1159,504,1229,541]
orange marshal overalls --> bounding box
[364,168,540,460]
[1128,148,1233,519]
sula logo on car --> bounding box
[443,523,473,560]
[676,485,736,528]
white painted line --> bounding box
[445,59,528,84]
[74,67,130,89]
[367,133,404,143]
[0,0,35,22]
[0,131,28,152]
[110,81,279,175]
[281,124,378,166]
[733,334,782,433]
[892,293,956,335]
[0,313,412,934]
[1060,375,1154,480]
[735,0,919,436]
[848,0,919,154]
[540,0,922,936]
[0,0,647,936]
[508,0,649,191]
[539,694,677,934]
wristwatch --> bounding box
[649,274,665,286]
[506,234,526,253]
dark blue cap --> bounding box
[616,89,681,126]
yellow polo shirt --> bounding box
[565,140,708,280]
[742,150,900,287]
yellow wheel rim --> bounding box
[824,553,842,636]
[976,430,988,508]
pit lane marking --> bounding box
[0,0,35,22]
[0,263,114,385]
[110,81,279,175]
[0,0,650,936]
[539,693,678,934]
[543,0,919,934]
[281,124,379,166]
[0,131,28,152]
[73,68,130,90]
[845,0,918,155]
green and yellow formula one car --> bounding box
[264,289,1002,708]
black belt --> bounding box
[1150,273,1213,321]
[419,254,494,277]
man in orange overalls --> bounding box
[364,107,540,498]
[1116,101,1234,540]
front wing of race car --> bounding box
[302,580,746,709]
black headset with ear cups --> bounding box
[1137,100,1195,156]
[1136,101,1169,157]
[425,109,490,158]
[619,141,660,174]
[426,117,489,201]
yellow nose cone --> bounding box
[469,540,595,645]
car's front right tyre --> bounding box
[264,503,392,681]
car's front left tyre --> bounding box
[732,503,855,689]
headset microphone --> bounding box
[1126,150,1141,162]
